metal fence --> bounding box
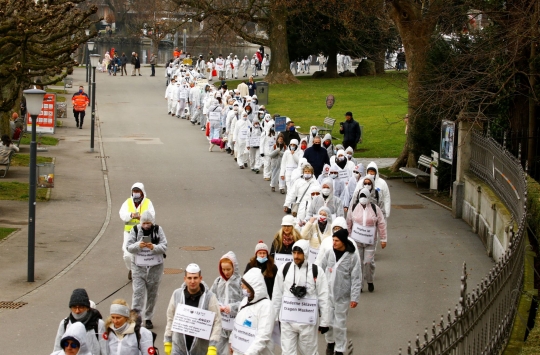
[400,130,528,355]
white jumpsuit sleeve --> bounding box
[315,266,330,327]
[245,301,275,355]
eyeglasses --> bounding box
[364,182,373,185]
[353,171,360,175]
[62,340,80,349]
[70,305,87,311]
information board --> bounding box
[27,93,56,134]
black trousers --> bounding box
[74,110,85,126]
[342,140,357,151]
[151,64,155,76]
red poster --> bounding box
[27,93,56,134]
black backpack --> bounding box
[63,308,101,341]
[133,313,160,355]
[282,262,318,284]
[352,194,378,217]
[133,224,166,258]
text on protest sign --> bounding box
[171,304,215,340]
[280,296,318,325]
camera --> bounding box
[290,283,307,299]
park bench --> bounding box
[317,117,336,137]
[399,154,432,187]
[0,150,15,178]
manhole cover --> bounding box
[392,204,425,209]
[164,268,183,275]
[180,246,215,251]
[0,301,27,309]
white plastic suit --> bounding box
[234,112,251,168]
[305,178,344,221]
[349,174,384,216]
[279,140,303,190]
[210,252,243,355]
[126,212,167,323]
[241,57,249,78]
[175,81,189,117]
[260,126,276,179]
[317,231,362,354]
[53,310,106,355]
[364,161,392,218]
[225,57,233,79]
[343,164,365,209]
[165,81,176,114]
[289,158,308,188]
[272,239,330,355]
[301,206,333,264]
[51,322,93,355]
[247,118,264,171]
[283,173,321,226]
[269,134,286,190]
[230,268,275,355]
[233,56,240,79]
[104,318,154,355]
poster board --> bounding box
[27,93,56,134]
[274,116,286,132]
[440,120,455,164]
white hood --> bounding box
[366,161,379,180]
[61,322,91,355]
[292,239,310,256]
[131,182,147,197]
[242,268,268,303]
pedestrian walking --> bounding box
[241,56,249,78]
[247,117,263,173]
[234,111,250,169]
[283,164,320,223]
[244,240,278,299]
[215,54,225,80]
[302,136,330,178]
[305,178,344,221]
[149,53,157,76]
[130,52,136,76]
[269,132,287,193]
[301,206,333,263]
[270,215,304,266]
[281,121,301,146]
[72,86,89,129]
[339,112,361,151]
[134,53,141,76]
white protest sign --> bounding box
[249,136,261,147]
[280,296,318,325]
[351,223,376,245]
[308,247,319,264]
[274,253,293,268]
[239,128,248,140]
[267,137,276,150]
[135,248,163,267]
[338,170,349,180]
[221,312,235,331]
[171,304,215,340]
[179,91,187,99]
[231,323,257,354]
[209,112,221,122]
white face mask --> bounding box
[234,107,238,111]
[290,145,297,151]
[304,173,312,180]
[363,183,373,190]
[242,289,250,298]
[330,174,337,179]
[321,188,331,196]
[347,154,353,160]
[337,156,345,162]
[242,116,247,120]
[132,192,141,199]
[359,197,368,205]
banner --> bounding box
[274,116,286,132]
[27,93,56,134]
[440,120,455,164]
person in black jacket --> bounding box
[282,120,301,146]
[339,111,361,151]
[302,136,330,177]
[120,53,128,76]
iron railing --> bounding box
[400,130,528,355]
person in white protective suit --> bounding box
[247,117,264,173]
[316,217,359,266]
[331,149,354,186]
[317,228,362,355]
[215,54,225,80]
[346,187,387,293]
[301,206,333,264]
[251,55,258,77]
[283,164,321,223]
[126,211,167,329]
[51,322,92,355]
[318,164,331,184]
[327,166,347,204]
[344,146,357,164]
[343,164,365,211]
[269,132,287,193]
[260,118,276,180]
[272,239,330,355]
[317,53,326,71]
[261,113,274,134]
[226,102,240,154]
[305,177,344,222]
[234,111,251,169]
[102,299,154,355]
[363,161,391,218]
[175,80,190,118]
[307,126,319,147]
[165,78,176,115]
[119,182,155,279]
[329,144,344,165]
[261,54,269,76]
[349,174,385,217]
[229,268,275,355]
[208,96,224,149]
[280,139,302,192]
[164,264,222,355]
[210,252,243,355]
[207,58,215,81]
[53,289,106,355]
[225,55,233,80]
[289,157,308,188]
[233,55,240,79]
[189,82,204,125]
[241,56,249,78]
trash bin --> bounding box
[37,163,54,188]
[63,77,73,89]
[256,81,269,105]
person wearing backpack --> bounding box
[272,239,330,355]
[126,211,168,330]
[349,174,385,217]
[346,187,387,293]
[103,299,155,355]
[53,289,107,355]
[317,229,361,355]
[51,322,92,355]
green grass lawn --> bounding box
[0,227,17,241]
[0,182,48,201]
[224,73,408,158]
[19,134,59,146]
[10,154,53,167]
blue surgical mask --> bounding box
[79,90,83,93]
[256,256,268,263]
[289,126,295,132]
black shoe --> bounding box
[244,163,248,168]
[145,320,153,329]
[76,122,79,128]
[335,352,344,355]
[79,126,82,129]
[368,283,374,292]
[128,270,132,280]
[326,343,335,355]
[239,166,244,169]
[138,74,142,76]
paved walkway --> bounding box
[0,68,493,355]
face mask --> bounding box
[290,145,297,151]
[313,143,321,149]
[78,90,83,93]
[257,256,268,263]
[243,116,247,121]
[347,154,353,160]
[132,192,141,199]
[72,311,88,320]
[323,141,330,147]
[319,215,327,223]
[289,126,295,132]
[311,130,317,136]
[330,174,337,179]
[337,156,345,162]
[359,197,368,205]
[234,107,238,111]
[254,124,260,128]
[304,173,312,180]
[321,188,331,196]
[301,144,307,150]
[364,183,373,190]
[242,289,250,298]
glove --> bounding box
[318,326,330,334]
[164,342,172,355]
[207,346,217,355]
[260,153,265,157]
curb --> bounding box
[415,191,452,211]
[0,228,20,245]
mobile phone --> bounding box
[142,236,151,243]
[340,122,344,127]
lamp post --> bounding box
[23,89,46,283]
[89,54,101,153]
[87,41,95,102]
[85,29,90,82]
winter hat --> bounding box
[281,215,295,226]
[140,210,154,224]
[110,304,130,318]
[69,288,90,308]
[333,228,355,252]
[345,146,354,154]
[255,240,269,255]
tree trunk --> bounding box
[323,47,339,78]
[264,5,299,84]
[374,48,386,75]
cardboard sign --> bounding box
[239,128,248,140]
[274,253,293,268]
[249,135,261,147]
[221,312,235,331]
[209,111,221,122]
[308,247,319,264]
[231,323,257,354]
[171,304,215,340]
[351,223,376,245]
[135,248,163,267]
[27,93,56,134]
[280,296,318,325]
[274,116,286,132]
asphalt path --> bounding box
[0,68,494,355]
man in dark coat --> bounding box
[302,136,330,177]
[339,111,361,151]
[282,120,301,146]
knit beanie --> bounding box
[255,240,269,255]
[69,288,90,308]
[333,228,355,253]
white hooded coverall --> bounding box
[52,322,93,355]
[247,124,263,171]
[234,116,250,167]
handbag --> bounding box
[291,181,312,217]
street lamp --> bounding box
[23,88,46,283]
[89,54,101,153]
[87,41,95,101]
[85,29,90,83]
